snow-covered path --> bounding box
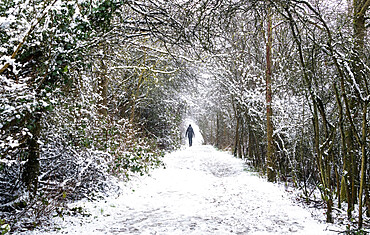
[30,144,336,235]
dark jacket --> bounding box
[185,126,194,138]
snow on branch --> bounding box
[111,65,177,74]
[0,0,59,75]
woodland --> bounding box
[0,0,369,233]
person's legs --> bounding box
[189,137,192,147]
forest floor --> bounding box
[25,140,351,234]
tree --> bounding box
[266,6,275,182]
[352,0,369,228]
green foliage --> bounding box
[0,219,10,235]
[106,124,166,179]
[90,0,122,32]
[345,225,369,235]
[55,206,91,218]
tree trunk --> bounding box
[234,115,240,157]
[238,120,243,159]
[335,84,349,211]
[347,127,356,217]
[248,122,254,164]
[98,58,108,117]
[334,82,354,219]
[216,112,220,148]
[210,117,214,145]
[312,101,334,222]
[358,103,367,228]
[352,0,369,228]
[366,183,370,218]
[22,112,42,198]
[266,7,275,182]
[316,97,334,223]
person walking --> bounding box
[185,124,195,147]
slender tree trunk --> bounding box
[313,104,322,185]
[347,127,356,216]
[223,121,227,149]
[248,122,253,164]
[335,83,355,218]
[352,0,369,228]
[358,103,367,228]
[300,99,308,197]
[234,115,240,157]
[266,7,275,182]
[98,58,108,116]
[333,154,341,209]
[366,183,370,217]
[216,112,220,148]
[22,112,42,198]
[335,84,349,211]
[238,120,243,159]
[312,101,334,222]
[316,98,334,223]
[210,118,213,145]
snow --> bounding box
[27,123,337,235]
